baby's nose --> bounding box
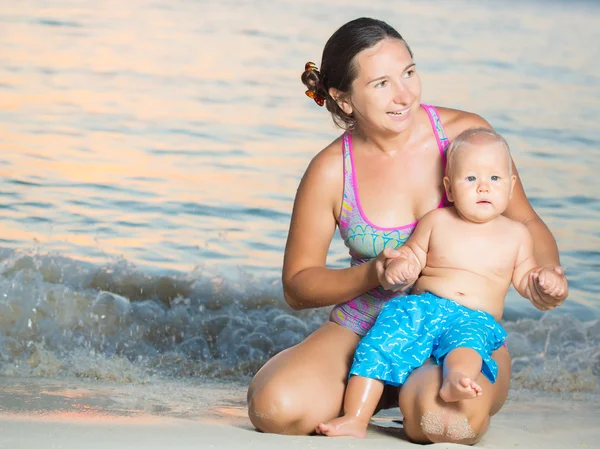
[477,182,490,193]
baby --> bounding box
[317,127,567,438]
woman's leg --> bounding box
[399,346,511,444]
[247,322,360,435]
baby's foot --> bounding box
[315,415,368,438]
[439,372,483,402]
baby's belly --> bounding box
[412,268,508,320]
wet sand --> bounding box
[0,377,598,448]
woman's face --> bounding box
[345,38,422,135]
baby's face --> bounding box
[444,141,516,224]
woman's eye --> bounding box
[491,175,500,181]
[375,80,387,88]
[467,176,476,182]
[403,69,415,78]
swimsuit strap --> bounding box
[339,131,354,228]
[421,104,450,207]
[421,104,450,167]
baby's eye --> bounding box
[467,176,476,182]
[491,175,500,181]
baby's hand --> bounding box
[528,266,568,311]
[383,257,419,291]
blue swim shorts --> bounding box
[349,291,506,387]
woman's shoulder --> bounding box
[294,134,345,215]
[431,106,494,139]
[302,134,344,183]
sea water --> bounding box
[0,0,599,392]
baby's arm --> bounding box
[512,225,538,300]
[512,224,567,309]
[382,211,435,290]
[384,252,420,289]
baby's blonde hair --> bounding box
[446,127,512,178]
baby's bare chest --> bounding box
[428,224,519,278]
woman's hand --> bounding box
[374,247,400,290]
[527,266,568,311]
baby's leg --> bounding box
[439,347,483,403]
[316,375,384,438]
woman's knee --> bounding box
[247,381,302,434]
[424,409,489,444]
[246,323,358,434]
[402,407,487,444]
[406,402,491,444]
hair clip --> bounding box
[304,61,325,107]
[305,90,325,107]
[305,61,319,72]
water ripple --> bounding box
[35,19,82,28]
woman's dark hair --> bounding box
[301,18,413,129]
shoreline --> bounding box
[0,377,598,448]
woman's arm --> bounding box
[504,162,561,268]
[281,142,385,310]
[503,161,568,307]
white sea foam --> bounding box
[0,250,597,392]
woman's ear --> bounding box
[329,88,353,116]
[443,176,454,202]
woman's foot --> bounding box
[315,415,368,438]
[439,372,482,402]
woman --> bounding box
[247,17,567,444]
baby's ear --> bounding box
[509,174,517,198]
[443,176,454,202]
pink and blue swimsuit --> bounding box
[329,104,450,336]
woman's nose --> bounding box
[392,81,412,104]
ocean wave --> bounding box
[0,248,597,392]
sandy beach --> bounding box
[0,377,598,449]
